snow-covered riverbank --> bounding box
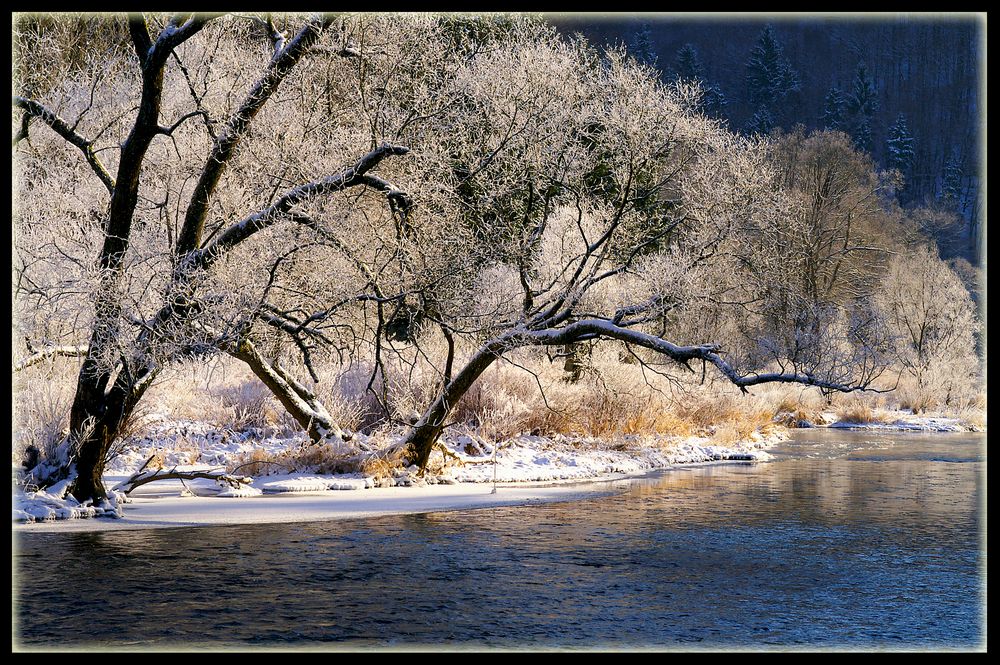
[12,420,778,530]
[12,409,982,531]
[811,410,982,433]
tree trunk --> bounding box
[562,342,589,381]
[68,359,158,503]
[404,340,507,469]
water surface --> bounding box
[13,430,985,650]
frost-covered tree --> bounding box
[727,127,908,381]
[768,129,905,310]
[13,13,894,500]
[820,85,847,130]
[874,245,980,407]
[744,24,800,111]
[885,113,916,180]
[13,13,426,501]
[393,44,889,468]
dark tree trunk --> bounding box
[63,17,189,503]
[404,340,506,469]
[562,342,589,382]
[68,360,157,503]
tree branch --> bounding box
[12,111,30,146]
[127,14,154,66]
[156,109,210,136]
[175,14,333,255]
[227,338,350,442]
[12,96,116,194]
[13,344,89,372]
[183,143,409,272]
[112,464,254,495]
[145,14,215,71]
[520,319,884,395]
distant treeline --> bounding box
[553,16,983,261]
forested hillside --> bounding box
[553,16,983,265]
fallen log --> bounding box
[112,463,255,495]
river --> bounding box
[13,429,985,650]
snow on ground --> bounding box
[437,431,774,484]
[822,411,980,433]
[104,418,308,475]
[14,482,625,533]
[12,479,125,524]
[12,417,780,529]
[14,408,979,529]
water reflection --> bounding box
[14,431,984,649]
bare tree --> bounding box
[13,13,420,502]
[873,245,980,408]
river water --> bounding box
[13,429,985,650]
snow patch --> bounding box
[12,487,124,523]
[14,416,785,527]
[216,485,263,498]
[827,415,972,432]
[434,431,780,484]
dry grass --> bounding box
[895,388,938,416]
[147,339,974,454]
[13,330,984,478]
[225,437,407,479]
[146,358,298,433]
[212,381,280,430]
[12,361,78,467]
[229,448,283,477]
[441,347,790,444]
[833,401,892,425]
[952,395,987,430]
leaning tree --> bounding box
[308,32,894,468]
[14,13,891,503]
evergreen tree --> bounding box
[631,22,656,68]
[820,86,847,130]
[744,25,800,110]
[847,62,878,153]
[674,43,703,81]
[745,106,774,136]
[942,149,964,203]
[854,115,873,153]
[672,43,727,120]
[886,113,916,176]
[847,62,878,118]
[701,84,729,120]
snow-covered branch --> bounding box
[112,464,254,495]
[13,344,89,373]
[12,96,116,193]
[175,14,333,255]
[519,319,883,395]
[186,143,410,271]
